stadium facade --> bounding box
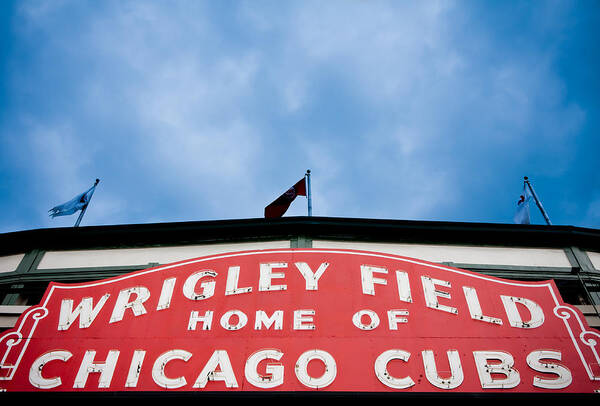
[1,217,599,398]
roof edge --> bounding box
[1,217,599,255]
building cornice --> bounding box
[1,217,599,255]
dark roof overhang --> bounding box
[1,217,599,256]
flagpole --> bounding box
[524,176,552,225]
[306,169,312,216]
[74,178,100,227]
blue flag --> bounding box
[513,184,532,224]
[49,183,97,218]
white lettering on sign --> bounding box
[188,310,213,330]
[220,310,248,330]
[156,277,176,311]
[387,309,409,329]
[294,262,329,290]
[125,350,146,388]
[58,294,110,330]
[73,350,120,389]
[29,350,72,389]
[352,309,380,330]
[360,265,388,295]
[501,295,545,328]
[294,349,337,389]
[52,257,551,336]
[254,310,283,330]
[110,287,150,323]
[473,351,520,389]
[152,350,191,389]
[245,349,284,388]
[259,262,288,291]
[374,349,414,389]
[193,350,238,388]
[526,350,572,389]
[396,271,412,303]
[54,262,547,332]
[225,266,252,296]
[186,309,314,331]
[355,265,546,330]
[293,309,315,330]
[422,276,458,315]
[27,347,573,390]
[422,350,464,389]
[183,270,216,300]
[463,286,503,325]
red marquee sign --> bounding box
[1,248,599,394]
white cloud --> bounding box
[19,120,91,194]
[2,0,592,229]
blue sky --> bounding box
[0,0,599,233]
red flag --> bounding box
[264,177,307,218]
